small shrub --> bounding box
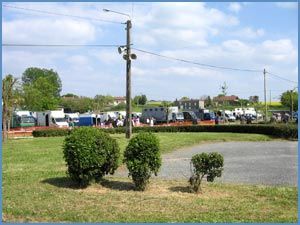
[63,127,120,187]
[189,152,224,193]
[124,132,161,191]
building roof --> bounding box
[114,96,126,101]
[213,95,239,101]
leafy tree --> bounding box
[93,95,114,112]
[2,75,19,141]
[22,67,62,97]
[62,93,78,98]
[133,94,147,105]
[23,76,60,111]
[60,96,94,113]
[204,96,212,108]
[139,94,147,105]
[281,90,298,111]
[22,67,62,111]
[238,99,249,108]
[180,96,190,100]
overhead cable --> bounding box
[3,4,123,25]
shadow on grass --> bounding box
[100,179,135,191]
[169,186,191,193]
[41,177,82,189]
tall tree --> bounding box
[281,90,298,111]
[2,75,18,141]
[22,67,62,111]
[93,95,114,113]
[133,94,147,105]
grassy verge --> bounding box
[3,133,296,222]
[112,132,277,153]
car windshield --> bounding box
[55,118,67,122]
[21,116,35,123]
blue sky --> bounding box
[2,2,298,101]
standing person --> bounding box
[150,117,154,127]
[146,117,150,124]
[136,116,140,127]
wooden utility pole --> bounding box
[290,90,293,121]
[125,20,132,138]
[263,68,267,123]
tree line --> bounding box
[1,67,148,140]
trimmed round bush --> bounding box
[63,127,120,187]
[189,152,224,193]
[124,132,161,191]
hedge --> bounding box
[32,124,298,139]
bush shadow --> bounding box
[100,179,135,191]
[41,177,82,189]
[169,186,191,193]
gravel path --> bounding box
[115,141,298,186]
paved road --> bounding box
[115,141,298,186]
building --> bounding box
[213,95,239,105]
[249,95,259,103]
[113,96,126,106]
[174,99,205,110]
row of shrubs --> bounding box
[63,127,162,190]
[63,127,223,192]
[33,124,298,139]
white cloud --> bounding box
[3,18,96,44]
[232,27,265,39]
[222,40,253,52]
[228,3,242,13]
[275,2,298,9]
[133,2,239,49]
[90,49,120,65]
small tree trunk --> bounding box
[2,116,7,142]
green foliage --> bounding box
[124,132,161,191]
[133,94,147,105]
[22,67,62,96]
[32,128,70,137]
[32,124,298,139]
[22,67,62,111]
[62,93,79,98]
[63,127,121,187]
[111,102,126,111]
[280,90,298,111]
[189,152,224,193]
[2,75,20,141]
[60,96,94,113]
[93,95,114,112]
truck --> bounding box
[182,111,200,124]
[36,109,69,128]
[11,111,36,128]
[141,106,181,123]
[78,113,101,126]
[65,113,79,126]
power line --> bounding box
[3,4,123,25]
[3,43,121,47]
[133,48,262,73]
[266,72,298,84]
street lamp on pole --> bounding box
[103,9,137,139]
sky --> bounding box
[2,2,298,101]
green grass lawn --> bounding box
[2,133,297,222]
